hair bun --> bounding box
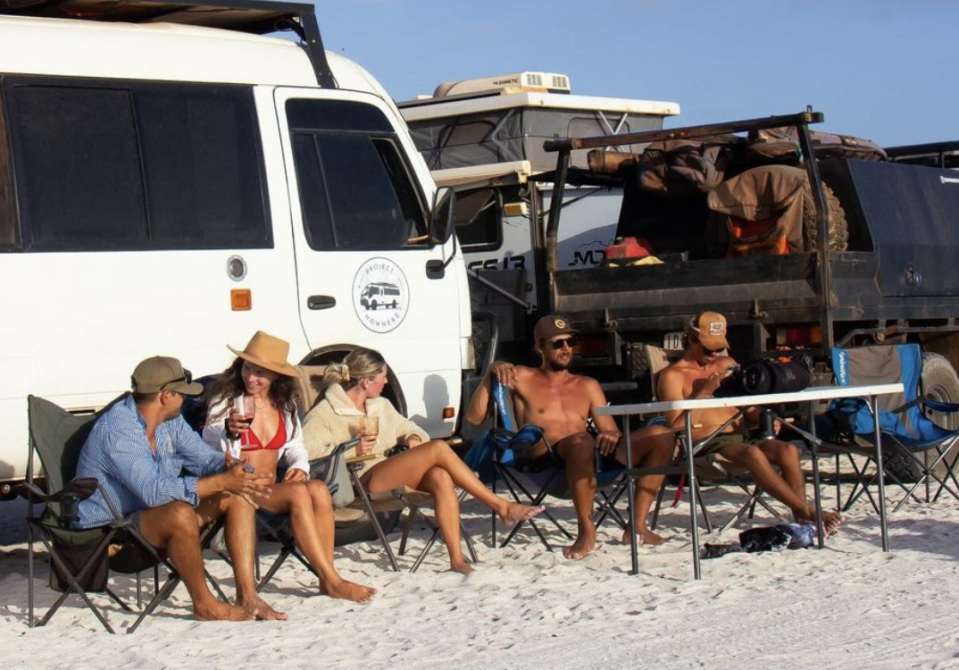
[323,362,350,385]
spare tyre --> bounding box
[802,181,848,252]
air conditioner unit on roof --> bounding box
[433,71,571,98]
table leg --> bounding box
[685,411,701,580]
[625,415,639,576]
[808,400,825,549]
[871,395,890,551]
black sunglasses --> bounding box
[160,368,193,390]
[549,337,579,350]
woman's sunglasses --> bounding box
[549,337,579,350]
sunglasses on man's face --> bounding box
[549,337,579,351]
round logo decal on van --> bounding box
[352,258,410,333]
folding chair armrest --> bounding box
[25,477,110,526]
[921,398,959,414]
[308,437,360,485]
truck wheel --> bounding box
[882,353,959,483]
[371,300,378,310]
[802,182,848,252]
[921,353,959,480]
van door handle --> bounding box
[307,295,336,310]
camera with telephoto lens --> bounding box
[715,354,812,397]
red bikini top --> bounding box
[242,411,286,451]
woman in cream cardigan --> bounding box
[303,348,543,574]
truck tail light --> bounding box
[574,333,609,358]
[776,325,822,347]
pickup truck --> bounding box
[475,108,959,480]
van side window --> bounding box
[0,91,18,248]
[455,187,502,251]
[287,99,428,251]
[2,77,271,251]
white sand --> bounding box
[2,485,959,670]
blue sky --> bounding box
[316,0,957,147]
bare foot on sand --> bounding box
[239,595,288,621]
[194,600,255,622]
[320,579,376,603]
[450,560,475,575]
[823,512,844,537]
[620,526,667,546]
[797,510,844,537]
[498,501,545,525]
[563,523,596,560]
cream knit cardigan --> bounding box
[302,383,430,477]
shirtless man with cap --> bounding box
[657,311,842,533]
[467,315,676,559]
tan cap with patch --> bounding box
[687,311,730,351]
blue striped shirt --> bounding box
[75,395,225,528]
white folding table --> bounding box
[596,383,904,578]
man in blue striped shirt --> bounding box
[76,356,274,622]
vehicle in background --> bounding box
[536,110,959,480]
[398,73,678,360]
[0,0,470,497]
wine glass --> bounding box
[233,395,256,448]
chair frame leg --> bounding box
[34,531,119,634]
[350,468,400,572]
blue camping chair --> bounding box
[822,344,959,514]
[466,379,631,551]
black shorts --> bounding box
[108,512,167,574]
[522,446,622,474]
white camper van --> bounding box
[0,0,472,495]
[398,73,677,351]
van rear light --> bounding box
[443,407,455,419]
[574,333,609,358]
[231,289,252,311]
[775,325,822,347]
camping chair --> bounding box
[345,455,479,573]
[819,344,959,515]
[24,395,226,634]
[485,379,633,551]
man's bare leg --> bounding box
[417,467,473,574]
[362,440,544,525]
[220,493,287,620]
[258,482,375,603]
[614,424,676,546]
[555,433,598,559]
[761,440,843,534]
[138,501,252,621]
[719,442,823,524]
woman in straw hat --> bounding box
[303,347,544,574]
[203,331,376,608]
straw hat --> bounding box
[228,331,298,377]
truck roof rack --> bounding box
[0,0,336,88]
[886,140,959,169]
